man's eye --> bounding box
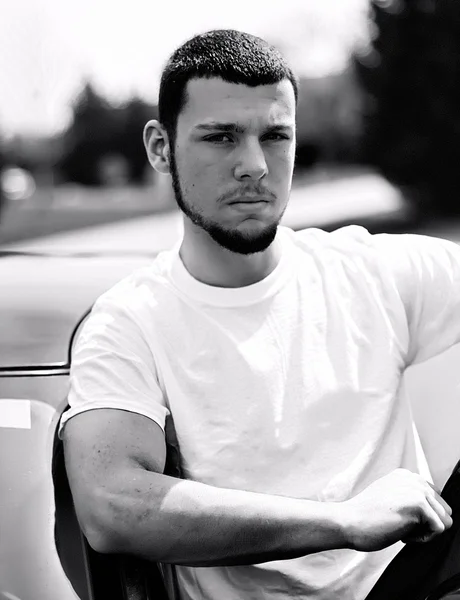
[264,133,289,141]
[204,134,233,143]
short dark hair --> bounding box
[158,29,298,144]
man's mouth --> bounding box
[228,197,269,204]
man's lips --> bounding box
[227,198,271,213]
[228,197,270,204]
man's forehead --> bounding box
[181,77,296,127]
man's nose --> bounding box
[233,139,268,181]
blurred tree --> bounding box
[58,82,121,185]
[57,83,157,186]
[119,97,157,184]
[354,0,460,214]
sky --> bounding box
[0,0,370,137]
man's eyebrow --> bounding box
[194,122,245,133]
[193,122,294,133]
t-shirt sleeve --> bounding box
[59,295,169,438]
[373,232,460,366]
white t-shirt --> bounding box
[60,225,460,600]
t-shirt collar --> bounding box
[169,226,296,307]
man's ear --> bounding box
[143,120,171,174]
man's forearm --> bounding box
[90,468,347,566]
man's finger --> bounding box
[426,482,453,516]
[426,493,453,530]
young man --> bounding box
[61,30,457,599]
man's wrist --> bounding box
[324,500,355,550]
[302,499,353,552]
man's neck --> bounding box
[179,227,282,289]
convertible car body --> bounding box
[2,173,460,599]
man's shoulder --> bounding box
[289,225,450,259]
[289,224,374,255]
[290,225,460,290]
[288,225,414,279]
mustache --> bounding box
[218,185,277,204]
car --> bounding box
[1,171,460,600]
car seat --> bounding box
[52,416,172,600]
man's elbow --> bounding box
[76,487,167,561]
[75,487,131,555]
[84,525,119,555]
[85,520,169,563]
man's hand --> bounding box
[341,468,453,552]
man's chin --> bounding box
[207,223,278,255]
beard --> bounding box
[169,150,281,255]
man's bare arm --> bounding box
[63,409,452,567]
